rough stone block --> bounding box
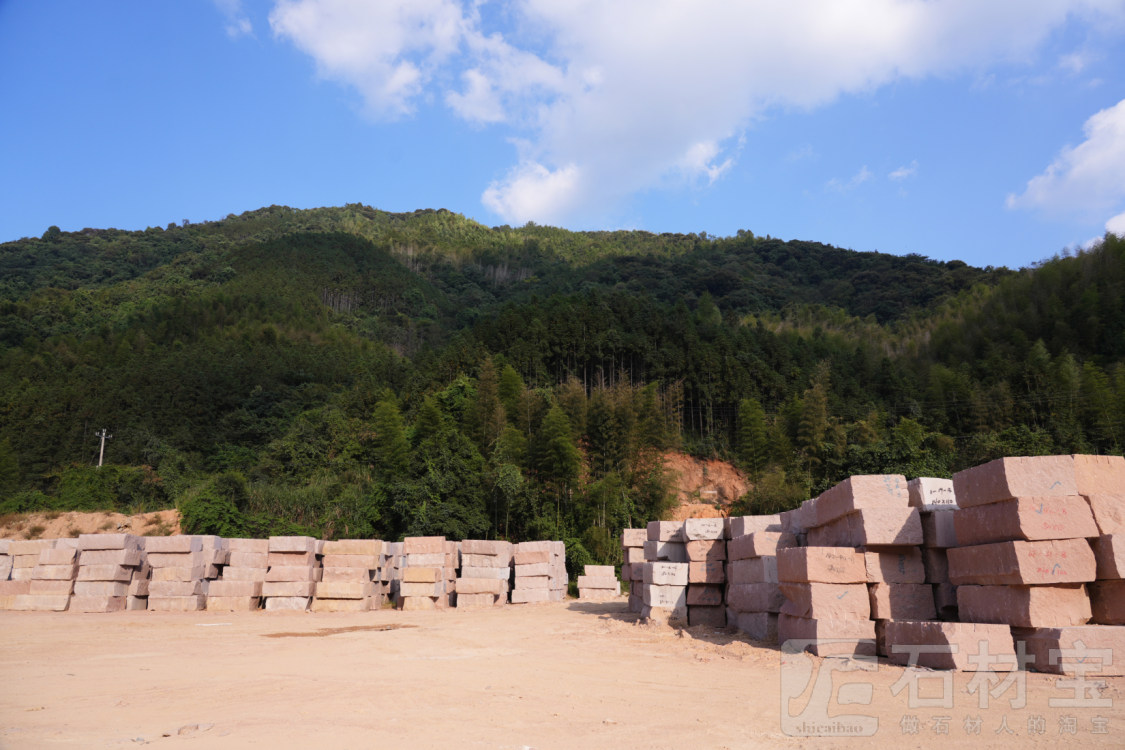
[460,566,512,580]
[69,596,126,613]
[404,552,446,567]
[79,549,142,567]
[321,539,383,556]
[953,496,1099,546]
[576,575,618,591]
[1090,580,1125,624]
[29,579,74,595]
[459,539,510,556]
[624,547,646,564]
[515,562,549,577]
[780,582,871,620]
[933,583,958,620]
[32,564,78,581]
[320,567,372,583]
[1093,535,1125,579]
[642,540,688,563]
[687,560,725,584]
[686,583,724,606]
[643,583,687,610]
[510,588,550,604]
[642,562,689,586]
[727,556,778,584]
[728,610,778,642]
[226,538,270,553]
[514,576,550,590]
[947,538,1096,585]
[221,566,268,582]
[907,477,958,510]
[647,520,685,542]
[39,547,78,565]
[865,548,926,584]
[263,596,310,611]
[884,621,1017,671]
[808,507,922,548]
[314,581,371,599]
[867,582,936,620]
[149,580,207,597]
[622,528,647,547]
[320,553,379,569]
[12,593,70,611]
[226,551,267,569]
[0,580,31,595]
[922,548,949,584]
[513,550,550,566]
[268,536,318,554]
[267,551,317,567]
[1073,454,1125,496]
[726,582,783,613]
[577,588,620,602]
[265,566,321,583]
[958,584,1091,627]
[147,595,206,611]
[583,565,615,578]
[143,536,201,553]
[455,577,505,595]
[9,540,56,556]
[777,547,866,584]
[73,581,129,597]
[815,474,909,526]
[683,518,725,541]
[78,533,140,551]
[206,596,260,612]
[953,455,1077,508]
[1013,625,1125,676]
[727,515,783,539]
[685,540,726,562]
[921,510,959,548]
[208,580,262,597]
[688,605,726,627]
[261,581,316,597]
[727,531,796,560]
[151,565,215,582]
[777,614,876,657]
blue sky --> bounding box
[3,1,1125,269]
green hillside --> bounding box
[2,205,1122,568]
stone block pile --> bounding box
[146,535,227,612]
[312,539,386,612]
[72,533,146,613]
[384,541,404,602]
[777,545,875,657]
[641,561,688,624]
[456,540,512,608]
[17,539,75,612]
[511,541,565,604]
[725,515,788,642]
[683,518,726,627]
[577,565,620,601]
[910,477,960,621]
[398,536,454,610]
[207,538,269,612]
[1077,454,1125,626]
[621,528,646,612]
[262,536,321,611]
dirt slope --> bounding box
[662,451,750,521]
[0,509,180,541]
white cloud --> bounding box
[827,166,873,193]
[267,0,1125,224]
[1007,97,1125,223]
[889,161,919,181]
[215,0,253,38]
[1108,210,1125,235]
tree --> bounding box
[372,396,410,480]
[468,358,506,452]
[737,398,769,478]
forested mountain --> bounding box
[1,205,1121,569]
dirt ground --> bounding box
[1,601,1121,749]
[0,510,181,541]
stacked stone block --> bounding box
[1075,454,1125,625]
[207,538,269,611]
[681,518,726,626]
[456,540,512,608]
[384,541,404,601]
[313,539,385,612]
[7,539,55,582]
[146,535,227,612]
[262,536,321,611]
[777,546,875,657]
[577,565,620,601]
[14,539,76,612]
[71,533,145,613]
[398,536,453,610]
[725,528,791,642]
[511,541,556,604]
[0,539,22,609]
[911,477,960,621]
[0,539,11,581]
[621,528,646,612]
[641,561,688,624]
[948,456,1097,629]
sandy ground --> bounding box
[1,601,1121,749]
[0,510,180,542]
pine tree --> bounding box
[737,397,769,478]
[372,397,410,480]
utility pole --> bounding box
[95,428,113,468]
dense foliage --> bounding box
[2,206,1122,569]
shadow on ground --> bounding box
[565,600,781,651]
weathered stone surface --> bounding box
[0,580,31,595]
[728,610,778,642]
[455,592,504,608]
[208,580,262,597]
[263,596,310,611]
[922,548,949,584]
[921,511,959,549]
[32,564,78,581]
[953,496,1099,546]
[953,455,1077,508]
[867,583,937,620]
[933,583,958,621]
[515,562,550,577]
[642,540,688,563]
[221,566,268,582]
[777,547,866,584]
[265,566,321,583]
[884,621,1017,671]
[726,582,783,613]
[1093,535,1125,579]
[460,566,512,580]
[459,539,510,556]
[261,581,316,597]
[150,565,217,582]
[777,614,877,657]
[621,528,647,547]
[404,553,447,567]
[688,605,726,628]
[687,560,725,584]
[624,547,645,564]
[143,536,201,553]
[643,583,687,610]
[510,588,550,604]
[266,551,317,567]
[267,536,318,554]
[402,567,442,583]
[864,548,926,584]
[206,596,261,612]
[69,595,126,613]
[78,533,141,551]
[226,538,270,553]
[320,567,372,583]
[685,540,726,562]
[683,517,725,541]
[1090,580,1125,624]
[807,507,922,548]
[401,536,445,555]
[513,550,550,565]
[455,577,505,595]
[576,575,618,590]
[128,578,149,597]
[514,575,550,590]
[726,556,778,584]
[957,584,1091,627]
[1073,454,1125,496]
[314,581,371,599]
[12,593,71,611]
[1086,495,1125,535]
[148,595,206,611]
[149,580,207,597]
[947,538,1096,585]
[907,477,958,510]
[643,562,689,586]
[38,547,78,565]
[815,474,909,526]
[780,582,871,620]
[29,579,74,595]
[583,565,615,578]
[79,549,143,567]
[727,532,796,560]
[577,588,620,602]
[461,553,512,568]
[686,583,724,606]
[320,554,379,569]
[74,581,129,597]
[647,521,685,542]
[9,540,56,556]
[1013,625,1125,676]
[727,515,783,539]
[321,539,383,556]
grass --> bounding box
[66,526,81,538]
[25,524,46,539]
[98,519,115,532]
[0,512,25,528]
[43,510,63,521]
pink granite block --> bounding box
[683,517,725,541]
[907,477,958,510]
[727,515,783,539]
[1093,535,1125,579]
[314,581,372,599]
[727,532,796,560]
[149,580,207,597]
[647,521,685,542]
[29,579,74,595]
[642,562,689,586]
[32,564,77,581]
[1086,495,1125,535]
[510,588,550,604]
[726,582,783,613]
[266,551,317,567]
[807,507,922,548]
[953,455,1077,508]
[147,596,206,611]
[320,567,372,583]
[777,547,866,584]
[207,596,261,612]
[80,549,143,567]
[815,474,909,526]
[227,538,270,553]
[642,540,688,562]
[864,548,926,584]
[1072,454,1125,496]
[729,610,778,642]
[867,582,936,620]
[513,550,550,565]
[78,533,141,551]
[921,511,959,548]
[933,583,959,620]
[884,621,1017,671]
[1013,625,1125,676]
[69,596,126,613]
[1091,580,1125,624]
[780,582,871,620]
[38,547,78,565]
[622,528,647,547]
[953,496,1099,546]
[685,540,726,561]
[261,581,316,597]
[727,557,778,584]
[778,614,876,657]
[143,536,201,553]
[265,566,322,583]
[947,539,1096,585]
[321,539,383,556]
[687,559,725,584]
[958,584,1091,627]
[221,566,268,582]
[209,580,263,597]
[73,581,129,597]
[263,596,310,611]
[688,605,726,627]
[455,578,505,595]
[268,536,318,554]
[686,583,723,606]
[922,548,949,584]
